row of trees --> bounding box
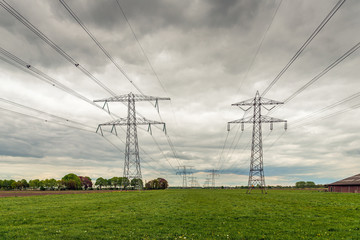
[0,174,92,190]
[295,181,324,188]
[0,174,169,190]
[95,177,143,189]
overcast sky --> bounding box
[0,0,359,187]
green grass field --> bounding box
[0,189,360,239]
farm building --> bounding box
[328,174,360,193]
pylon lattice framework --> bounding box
[228,91,287,194]
[176,166,193,188]
[95,92,170,189]
[208,169,219,188]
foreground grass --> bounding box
[0,189,360,239]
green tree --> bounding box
[20,179,29,190]
[62,173,82,190]
[305,181,316,188]
[56,180,64,190]
[11,181,22,190]
[295,181,306,188]
[111,177,120,189]
[95,177,107,189]
[119,177,130,189]
[131,178,143,189]
[6,180,16,190]
[29,179,41,189]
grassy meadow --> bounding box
[0,189,360,239]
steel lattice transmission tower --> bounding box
[176,166,193,188]
[95,92,170,189]
[228,91,287,194]
[188,176,199,188]
[208,169,219,188]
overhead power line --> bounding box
[293,102,360,129]
[237,0,283,91]
[0,104,94,133]
[115,0,167,94]
[284,41,360,103]
[59,0,146,97]
[0,0,116,97]
[0,47,105,111]
[0,97,93,130]
[0,99,169,176]
[59,0,181,167]
[261,0,346,96]
[291,91,360,126]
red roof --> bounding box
[328,174,360,186]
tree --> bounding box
[62,173,82,190]
[145,178,168,190]
[295,181,306,188]
[5,180,16,190]
[79,176,93,190]
[95,177,107,189]
[11,181,21,190]
[20,179,29,190]
[111,177,120,189]
[131,178,143,189]
[29,179,41,189]
[305,181,316,188]
[56,180,64,190]
[119,177,130,189]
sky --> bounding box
[0,0,359,187]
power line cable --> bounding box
[59,0,181,167]
[0,100,169,176]
[0,97,94,130]
[115,0,167,94]
[284,41,360,103]
[237,0,282,92]
[291,91,360,126]
[0,0,116,97]
[261,0,346,96]
[0,47,115,115]
[59,0,146,97]
[0,105,94,133]
[293,103,360,129]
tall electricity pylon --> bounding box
[95,92,170,189]
[228,91,287,194]
[176,166,193,188]
[203,177,211,188]
[208,169,219,188]
[188,176,199,188]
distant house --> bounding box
[328,174,360,193]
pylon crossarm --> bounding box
[259,98,284,105]
[135,117,165,126]
[227,117,254,131]
[260,116,287,123]
[94,93,170,103]
[98,118,128,126]
[231,97,255,106]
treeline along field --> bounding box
[0,189,360,239]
